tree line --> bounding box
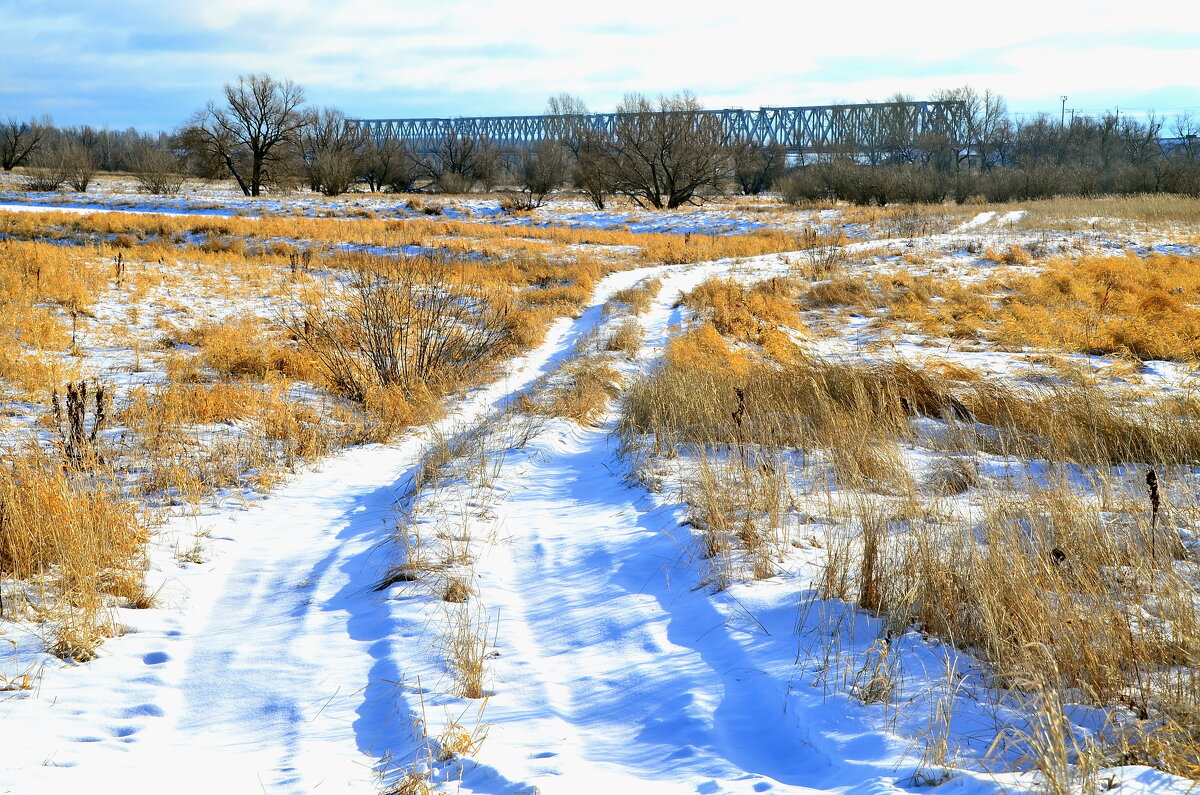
[4,75,1199,206]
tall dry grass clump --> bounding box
[820,479,1200,778]
[1003,193,1200,227]
[0,444,147,659]
[609,278,661,315]
[622,327,960,454]
[628,325,1200,470]
[992,254,1200,361]
[687,451,791,588]
[963,378,1200,466]
[525,360,622,427]
[160,315,316,382]
[684,276,804,345]
[603,319,643,355]
[0,240,103,396]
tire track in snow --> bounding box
[437,261,828,793]
[0,261,683,793]
[433,258,1004,795]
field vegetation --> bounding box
[2,163,1200,793]
[618,233,1200,788]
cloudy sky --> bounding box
[2,0,1198,131]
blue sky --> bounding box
[2,0,1198,131]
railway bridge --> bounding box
[349,100,969,155]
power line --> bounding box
[1008,105,1200,118]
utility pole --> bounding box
[1061,95,1067,127]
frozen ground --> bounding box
[0,180,788,236]
[0,257,1035,795]
[1,183,1198,794]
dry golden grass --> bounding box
[818,476,1200,775]
[1003,193,1200,227]
[610,278,661,315]
[0,240,104,396]
[623,328,959,453]
[688,451,791,588]
[0,444,147,659]
[630,308,1200,780]
[982,244,1033,266]
[159,316,317,382]
[991,253,1200,361]
[684,276,805,345]
[525,360,622,426]
[862,252,1200,361]
[444,604,490,700]
[631,325,1200,470]
[838,203,976,230]
[871,271,997,341]
[803,277,872,309]
[0,208,843,269]
[603,319,642,355]
[964,378,1200,466]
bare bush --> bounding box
[285,255,513,403]
[20,143,71,191]
[131,146,186,194]
[420,133,501,194]
[516,140,570,208]
[61,140,96,192]
[360,138,421,193]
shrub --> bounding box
[286,256,512,403]
[0,444,147,658]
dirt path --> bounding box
[0,263,673,793]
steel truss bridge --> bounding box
[349,101,968,155]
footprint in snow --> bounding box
[123,703,165,718]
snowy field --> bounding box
[1,180,1199,794]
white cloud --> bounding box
[2,0,1197,127]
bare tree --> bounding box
[420,132,500,193]
[730,139,787,194]
[301,107,364,196]
[604,92,731,209]
[545,93,593,153]
[544,93,612,209]
[877,93,922,164]
[516,140,570,208]
[1171,113,1200,163]
[360,138,421,192]
[181,74,309,196]
[0,116,51,171]
[934,86,1009,171]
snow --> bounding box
[0,262,688,792]
[957,210,1025,231]
[0,254,1006,795]
[2,186,1198,794]
[960,211,997,230]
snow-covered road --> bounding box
[380,260,1005,795]
[0,262,672,792]
[5,250,1182,794]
